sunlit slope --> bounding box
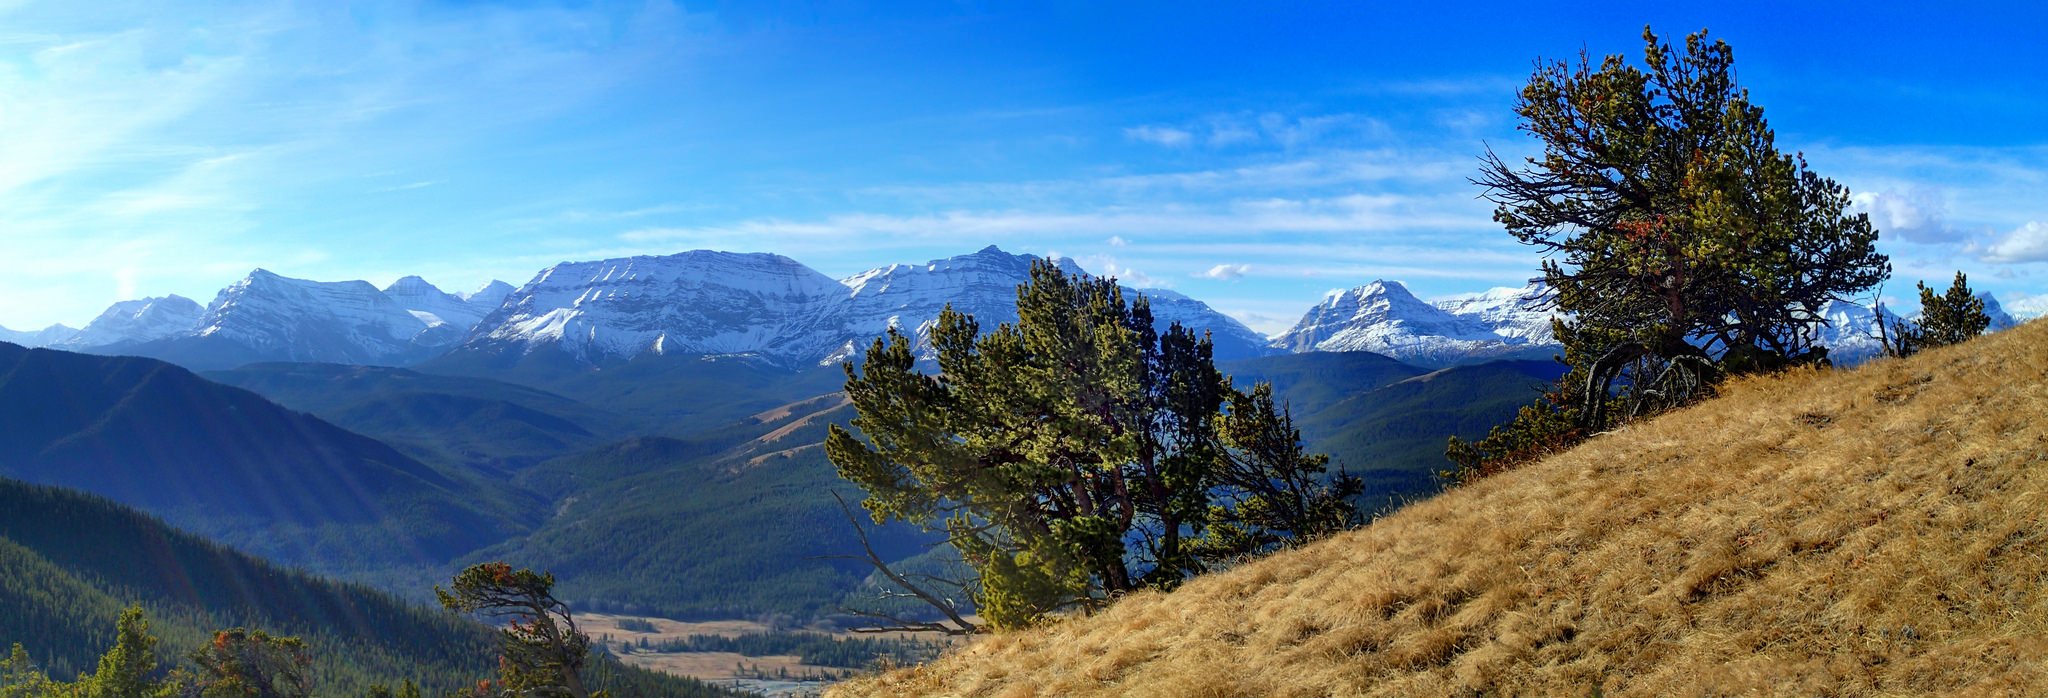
[836,319,2048,696]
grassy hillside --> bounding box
[0,477,734,697]
[836,319,2048,696]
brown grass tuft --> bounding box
[830,319,2048,697]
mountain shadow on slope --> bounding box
[1223,352,1567,507]
[0,342,537,574]
[481,397,939,620]
[206,362,623,472]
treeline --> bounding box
[628,631,945,670]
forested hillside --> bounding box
[0,477,733,696]
[0,342,538,576]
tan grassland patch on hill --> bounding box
[832,319,2048,697]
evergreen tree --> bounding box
[78,606,166,698]
[827,261,1356,629]
[2,644,64,698]
[1915,272,1992,349]
[436,563,595,698]
[178,629,311,698]
[1450,27,1891,482]
[1474,27,1889,429]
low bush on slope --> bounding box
[834,318,2048,696]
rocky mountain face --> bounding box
[187,269,448,366]
[465,245,1275,368]
[470,251,852,364]
[36,272,512,369]
[1273,280,1556,367]
[57,295,204,349]
[1432,282,1555,344]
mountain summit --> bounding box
[1273,280,1552,367]
[459,246,1273,368]
[467,250,850,363]
[58,294,204,349]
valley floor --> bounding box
[584,614,972,696]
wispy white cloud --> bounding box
[1125,111,1392,152]
[618,193,1490,245]
[1124,125,1192,147]
[1200,263,1250,281]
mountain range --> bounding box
[3,246,2029,373]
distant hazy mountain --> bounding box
[456,279,517,307]
[0,323,78,348]
[1274,280,1555,367]
[384,275,508,332]
[86,269,460,369]
[1272,277,2025,368]
[56,294,203,349]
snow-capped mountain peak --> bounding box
[383,275,502,332]
[1433,280,1556,344]
[835,246,1268,362]
[459,280,516,307]
[473,250,850,363]
[0,323,80,348]
[192,268,436,365]
[59,294,204,348]
[1274,279,1551,367]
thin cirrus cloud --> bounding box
[1124,112,1392,151]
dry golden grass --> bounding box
[831,320,2048,697]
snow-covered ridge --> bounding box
[1268,276,2021,369]
[192,269,441,364]
[31,270,512,368]
[477,250,850,363]
[59,295,204,348]
[17,248,2031,371]
[1273,280,1553,368]
[1816,292,2017,364]
[471,245,1275,366]
[0,323,80,348]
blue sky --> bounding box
[1,1,2044,335]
